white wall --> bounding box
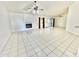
[66,2,79,36]
[55,14,67,28]
[9,12,26,32]
[9,12,39,32]
[9,12,54,32]
[24,14,38,29]
[0,3,11,51]
[24,14,34,23]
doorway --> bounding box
[38,17,45,29]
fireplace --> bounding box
[26,24,32,28]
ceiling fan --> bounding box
[23,1,44,14]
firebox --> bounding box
[26,24,32,28]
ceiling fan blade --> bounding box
[39,9,44,11]
[38,9,44,11]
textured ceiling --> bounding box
[1,1,74,16]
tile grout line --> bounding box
[0,33,13,56]
[47,35,73,56]
[24,30,66,56]
[60,37,77,57]
[25,31,39,57]
[16,32,19,57]
[22,32,32,56]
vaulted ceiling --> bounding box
[1,1,74,16]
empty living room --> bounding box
[0,0,79,58]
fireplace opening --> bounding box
[26,24,32,28]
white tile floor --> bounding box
[0,27,79,57]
